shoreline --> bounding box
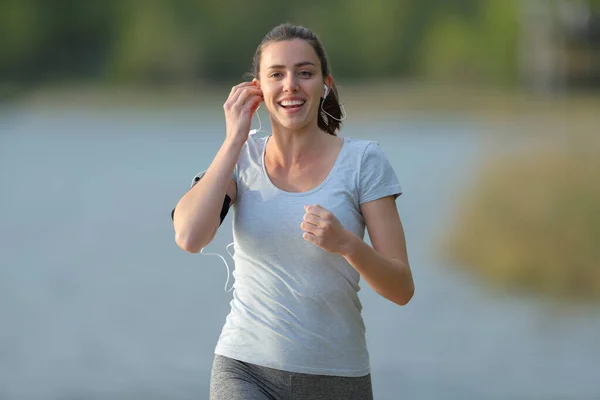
[4,82,600,131]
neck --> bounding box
[266,122,334,168]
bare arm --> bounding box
[172,140,241,253]
[302,196,414,306]
[342,196,414,306]
[172,81,263,253]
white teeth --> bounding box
[279,100,305,107]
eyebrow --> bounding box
[267,61,316,70]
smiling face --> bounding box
[257,39,331,132]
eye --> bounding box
[269,72,282,78]
[298,71,313,77]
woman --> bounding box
[172,23,414,400]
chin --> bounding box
[282,120,309,130]
[282,123,316,133]
[276,115,317,132]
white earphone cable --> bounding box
[321,85,346,122]
[200,242,236,292]
[249,105,262,135]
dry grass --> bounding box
[440,137,600,303]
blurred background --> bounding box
[1,0,599,399]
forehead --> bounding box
[261,39,320,69]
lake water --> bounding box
[1,106,599,399]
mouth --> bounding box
[277,100,306,110]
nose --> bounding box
[282,73,299,93]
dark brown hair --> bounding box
[251,23,343,135]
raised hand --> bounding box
[223,81,263,145]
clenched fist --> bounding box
[301,204,354,255]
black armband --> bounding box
[219,195,232,224]
[171,172,232,226]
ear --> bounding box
[323,75,333,95]
[252,78,260,88]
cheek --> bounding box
[263,96,278,112]
[258,86,274,102]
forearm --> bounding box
[173,139,243,251]
[342,234,414,306]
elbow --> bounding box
[394,283,415,306]
[173,217,218,254]
[175,233,201,253]
[175,231,210,254]
[388,260,415,306]
[377,283,414,307]
[385,276,414,306]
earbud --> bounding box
[319,83,347,122]
[249,104,262,135]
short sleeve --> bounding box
[358,142,402,204]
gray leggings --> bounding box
[209,354,373,400]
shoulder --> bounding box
[238,134,268,162]
[345,136,401,203]
[340,137,388,165]
[341,136,373,151]
[236,135,268,167]
[234,135,268,183]
[246,134,269,149]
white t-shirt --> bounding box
[214,134,402,377]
